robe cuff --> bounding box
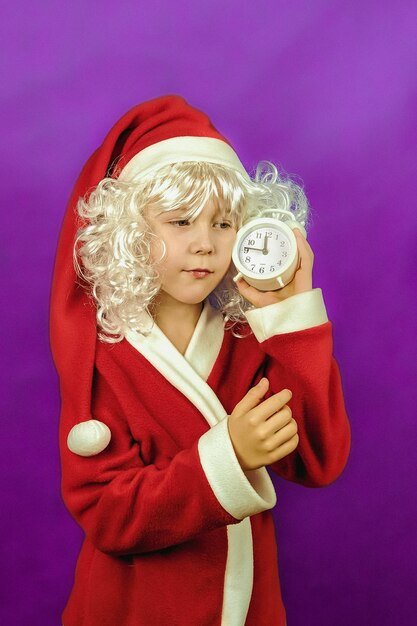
[244,288,328,342]
[198,417,277,520]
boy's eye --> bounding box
[170,219,190,227]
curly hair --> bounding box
[74,160,310,342]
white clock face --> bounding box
[238,226,293,276]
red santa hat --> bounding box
[50,95,247,456]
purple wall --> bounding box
[2,1,416,624]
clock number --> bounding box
[266,231,272,238]
[256,232,262,239]
[259,267,265,274]
[245,256,251,263]
[269,265,275,272]
[251,264,255,271]
[243,247,249,253]
[248,239,255,246]
[282,251,288,258]
[280,241,285,247]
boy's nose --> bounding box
[190,227,215,254]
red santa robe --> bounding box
[60,288,350,626]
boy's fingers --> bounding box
[265,417,298,447]
[292,227,305,239]
[270,433,300,459]
[232,378,270,417]
[250,388,293,423]
[294,229,314,267]
[264,411,295,440]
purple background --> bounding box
[2,1,416,624]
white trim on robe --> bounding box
[125,300,277,626]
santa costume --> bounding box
[50,95,351,626]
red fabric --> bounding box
[60,321,350,626]
[50,95,229,429]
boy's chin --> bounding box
[156,289,209,307]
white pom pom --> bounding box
[67,420,111,457]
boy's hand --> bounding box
[228,378,299,471]
[235,228,314,307]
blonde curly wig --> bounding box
[74,160,310,342]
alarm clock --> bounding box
[232,217,306,291]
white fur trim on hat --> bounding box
[67,420,112,457]
[118,136,250,182]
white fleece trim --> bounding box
[125,305,277,516]
[198,417,276,519]
[222,520,253,626]
[183,300,224,380]
[125,300,276,626]
[126,303,222,426]
[244,288,328,342]
[118,136,250,182]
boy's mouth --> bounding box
[185,269,213,278]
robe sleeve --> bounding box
[245,289,351,487]
[60,381,276,557]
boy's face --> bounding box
[146,199,237,307]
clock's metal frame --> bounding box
[232,217,301,291]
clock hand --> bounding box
[262,234,269,255]
[244,246,263,252]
